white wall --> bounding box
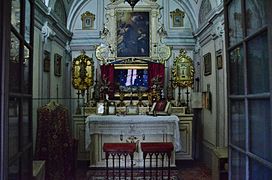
[32,0,73,151]
[193,1,227,168]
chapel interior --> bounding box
[1,0,272,179]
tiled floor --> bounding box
[75,161,212,180]
[176,161,212,180]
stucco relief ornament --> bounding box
[41,21,55,43]
[95,43,110,63]
[157,44,172,63]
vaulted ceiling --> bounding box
[41,0,223,31]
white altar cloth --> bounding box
[85,115,181,152]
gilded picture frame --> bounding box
[81,11,95,30]
[170,9,185,27]
[172,49,195,88]
[72,51,94,91]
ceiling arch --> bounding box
[173,0,197,31]
[67,0,89,31]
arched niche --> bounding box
[198,0,212,25]
[53,0,67,25]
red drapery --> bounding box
[100,64,115,99]
[148,63,165,89]
[100,63,164,98]
[35,103,78,180]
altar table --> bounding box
[85,115,181,167]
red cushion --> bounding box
[103,143,136,154]
[141,142,174,153]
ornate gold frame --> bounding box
[72,51,94,91]
[172,49,194,88]
[95,1,170,65]
[81,11,95,30]
[170,8,185,27]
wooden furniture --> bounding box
[141,142,174,179]
[85,115,180,167]
[103,143,136,179]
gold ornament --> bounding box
[172,49,194,88]
[72,51,94,91]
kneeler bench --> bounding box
[103,143,136,180]
[141,142,174,180]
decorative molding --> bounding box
[194,37,201,54]
[41,21,56,43]
[212,21,224,38]
[65,41,71,53]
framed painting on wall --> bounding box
[203,53,211,76]
[81,11,95,30]
[116,11,150,57]
[43,50,50,72]
[216,54,223,69]
[54,53,62,76]
[170,9,185,27]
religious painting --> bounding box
[202,91,211,111]
[203,53,211,76]
[116,11,150,57]
[54,53,62,76]
[43,50,50,72]
[81,11,95,30]
[172,49,194,88]
[170,9,185,27]
[217,54,223,69]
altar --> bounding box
[85,115,181,167]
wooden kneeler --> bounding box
[141,142,174,180]
[103,143,136,179]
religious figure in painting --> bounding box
[117,12,149,57]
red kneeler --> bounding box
[103,143,136,180]
[141,142,174,180]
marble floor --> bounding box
[75,161,212,180]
